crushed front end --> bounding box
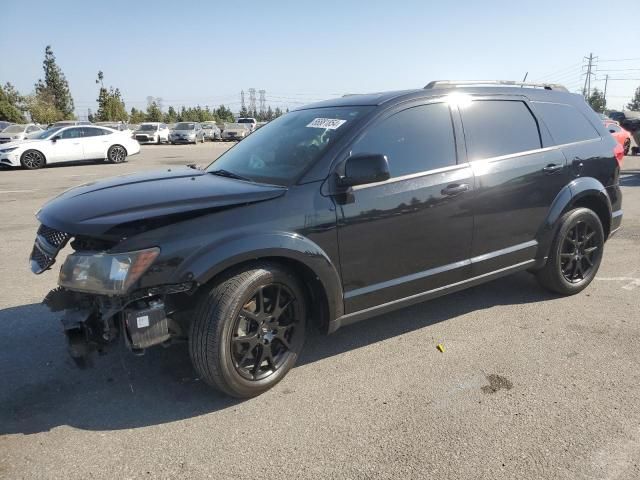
[31,223,194,366]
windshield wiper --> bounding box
[209,169,253,182]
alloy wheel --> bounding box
[231,283,300,381]
[109,145,126,163]
[22,150,44,169]
[559,220,601,283]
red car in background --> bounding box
[604,121,632,156]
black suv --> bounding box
[31,80,623,398]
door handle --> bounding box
[542,164,563,174]
[441,183,470,196]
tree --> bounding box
[274,107,283,118]
[163,106,178,124]
[0,83,26,123]
[34,45,75,120]
[95,71,128,121]
[145,101,163,122]
[129,107,146,124]
[266,105,274,121]
[627,86,640,112]
[238,105,249,118]
[215,105,235,123]
[25,91,61,125]
[587,88,606,113]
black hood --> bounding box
[37,167,286,238]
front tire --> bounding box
[107,144,127,163]
[536,208,604,295]
[189,263,306,398]
[20,149,46,169]
[623,139,630,156]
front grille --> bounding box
[38,224,69,248]
[30,224,71,274]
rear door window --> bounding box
[533,102,600,145]
[460,100,541,161]
[350,102,457,178]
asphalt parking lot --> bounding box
[0,144,639,480]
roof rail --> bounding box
[424,80,568,92]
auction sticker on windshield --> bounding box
[306,118,347,129]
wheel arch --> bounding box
[182,233,344,333]
[537,177,612,260]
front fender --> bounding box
[536,177,611,260]
[176,231,344,321]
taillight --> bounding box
[614,144,624,166]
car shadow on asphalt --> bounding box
[0,272,556,435]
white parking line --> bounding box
[0,190,35,194]
[596,277,640,291]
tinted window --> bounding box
[533,102,600,145]
[59,127,83,139]
[82,127,108,137]
[460,100,541,160]
[350,103,457,178]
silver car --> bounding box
[221,123,250,141]
[201,122,221,141]
[169,122,206,144]
[0,123,44,144]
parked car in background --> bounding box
[0,125,140,169]
[169,122,205,144]
[0,124,44,144]
[221,122,250,141]
[133,122,170,144]
[95,121,133,136]
[604,121,632,155]
[0,121,13,132]
[237,117,257,132]
[50,120,92,129]
[28,80,623,398]
[202,122,221,141]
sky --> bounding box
[1,0,639,118]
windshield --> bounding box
[3,125,25,133]
[175,122,196,130]
[238,118,255,124]
[34,127,63,139]
[206,106,372,185]
[202,124,215,129]
[138,124,157,131]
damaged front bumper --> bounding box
[44,283,194,366]
[31,223,195,366]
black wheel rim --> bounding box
[23,151,43,169]
[624,140,630,155]
[560,220,601,283]
[110,146,126,162]
[231,283,300,381]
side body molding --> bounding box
[536,177,611,260]
[176,232,344,322]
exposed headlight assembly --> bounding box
[58,247,160,294]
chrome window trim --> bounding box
[351,162,471,191]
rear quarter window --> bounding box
[460,100,541,161]
[533,102,600,145]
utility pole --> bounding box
[582,53,597,98]
[603,74,609,110]
[240,90,246,111]
[258,90,266,116]
[248,88,257,114]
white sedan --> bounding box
[0,125,140,169]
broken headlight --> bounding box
[58,248,160,294]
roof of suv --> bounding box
[298,82,583,110]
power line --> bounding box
[598,57,640,63]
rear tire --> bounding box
[623,139,630,156]
[20,149,46,169]
[107,144,127,163]
[189,263,306,398]
[536,208,604,295]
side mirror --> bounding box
[51,135,60,142]
[338,153,390,188]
